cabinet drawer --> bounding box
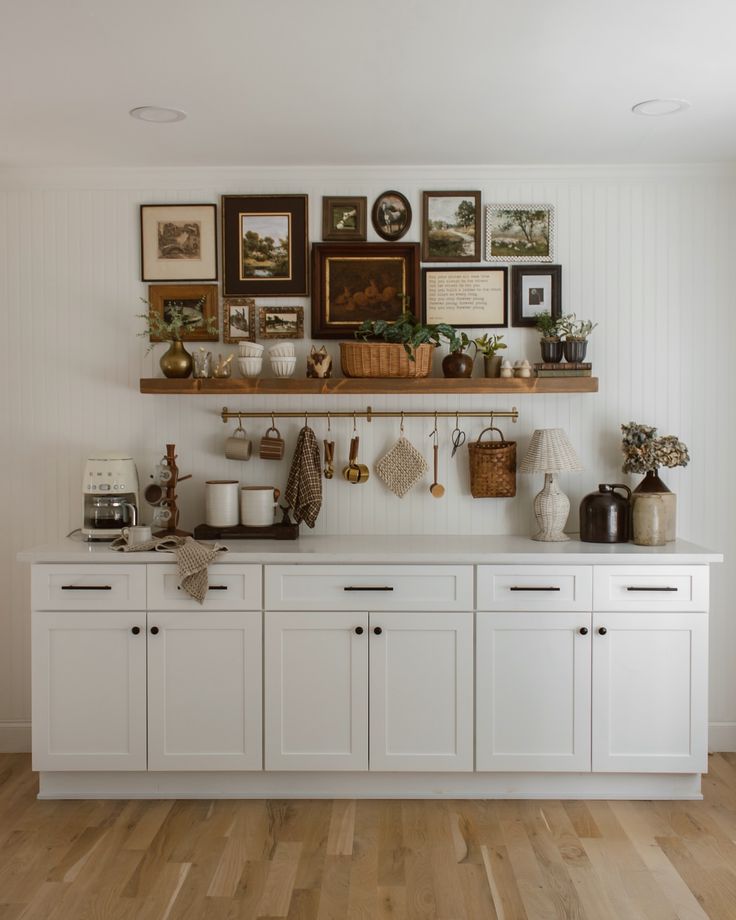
[476,565,592,611]
[593,566,709,612]
[147,564,262,610]
[264,565,473,611]
[32,565,146,610]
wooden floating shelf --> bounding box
[140,377,599,396]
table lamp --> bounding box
[519,428,582,541]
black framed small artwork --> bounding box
[322,196,367,241]
[511,264,562,327]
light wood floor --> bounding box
[3,755,736,919]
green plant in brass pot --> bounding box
[535,311,563,363]
[474,333,507,378]
[558,313,597,363]
[138,298,218,379]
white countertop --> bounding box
[17,535,723,565]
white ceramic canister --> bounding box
[205,480,240,527]
[240,486,280,527]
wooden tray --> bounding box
[193,521,300,541]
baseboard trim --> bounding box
[0,722,31,753]
[709,723,736,752]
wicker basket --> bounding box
[340,342,433,378]
[468,426,517,498]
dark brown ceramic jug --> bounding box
[579,483,631,543]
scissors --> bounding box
[450,413,466,458]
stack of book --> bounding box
[534,362,592,378]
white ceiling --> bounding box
[1,0,735,166]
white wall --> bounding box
[1,164,734,751]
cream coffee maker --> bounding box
[82,453,140,540]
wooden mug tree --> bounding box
[155,444,192,537]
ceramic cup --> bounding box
[238,356,263,378]
[270,356,297,378]
[121,524,152,546]
[238,341,264,358]
[240,486,281,527]
[225,425,252,460]
[268,342,296,358]
[205,480,240,528]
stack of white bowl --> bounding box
[238,341,264,378]
[269,342,297,377]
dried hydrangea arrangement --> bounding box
[621,422,690,475]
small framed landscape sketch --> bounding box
[147,284,219,342]
[322,196,367,241]
[223,298,256,343]
[221,194,309,297]
[140,203,217,281]
[258,306,305,339]
[511,265,562,327]
[371,190,412,241]
[422,191,480,262]
[422,267,507,328]
[485,204,554,262]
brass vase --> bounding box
[160,340,193,378]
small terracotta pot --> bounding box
[442,352,474,378]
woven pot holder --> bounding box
[376,436,428,498]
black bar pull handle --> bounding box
[626,586,678,592]
[509,586,561,592]
[343,586,394,592]
[208,585,228,591]
[61,584,112,591]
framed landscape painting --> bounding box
[311,242,420,338]
[258,306,305,339]
[422,191,480,262]
[511,265,561,327]
[221,194,309,296]
[223,298,256,343]
[485,204,555,262]
[140,203,217,281]
[147,284,218,342]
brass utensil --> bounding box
[343,436,369,484]
[323,439,335,479]
[429,424,445,498]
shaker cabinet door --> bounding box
[476,612,592,772]
[264,610,369,771]
[32,611,147,771]
[592,612,708,773]
[369,611,473,771]
[147,611,263,771]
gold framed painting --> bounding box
[258,306,305,339]
[147,284,219,342]
[222,298,256,343]
[221,194,309,296]
[140,203,217,281]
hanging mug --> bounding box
[225,422,252,460]
[259,426,285,460]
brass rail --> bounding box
[221,406,518,424]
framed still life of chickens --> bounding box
[310,242,421,338]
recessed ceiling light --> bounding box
[129,106,187,123]
[631,98,690,117]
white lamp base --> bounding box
[532,472,570,542]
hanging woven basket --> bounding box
[467,425,517,498]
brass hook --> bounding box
[271,411,276,429]
[304,411,309,428]
[327,411,331,433]
[400,411,405,434]
[353,411,357,432]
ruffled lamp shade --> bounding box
[520,429,583,541]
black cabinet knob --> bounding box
[150,626,159,635]
[131,626,140,635]
[373,626,383,635]
[579,627,589,636]
[598,627,607,636]
[354,626,364,635]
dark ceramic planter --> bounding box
[563,339,588,363]
[540,339,563,363]
[442,352,474,378]
[483,355,502,378]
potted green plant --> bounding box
[438,328,476,378]
[535,312,563,363]
[473,333,507,378]
[343,311,441,377]
[558,313,598,363]
[138,299,217,378]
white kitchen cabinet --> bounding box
[32,611,147,771]
[369,611,473,772]
[264,610,369,770]
[476,612,592,772]
[147,611,262,771]
[592,611,708,773]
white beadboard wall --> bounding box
[0,164,734,751]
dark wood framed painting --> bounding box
[511,264,562,327]
[221,194,309,297]
[421,191,481,262]
[322,196,367,241]
[422,267,507,328]
[148,284,219,342]
[311,242,421,339]
[222,298,256,343]
[258,306,305,339]
[140,203,217,281]
[371,190,412,241]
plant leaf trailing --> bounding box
[354,311,478,360]
[137,297,218,354]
